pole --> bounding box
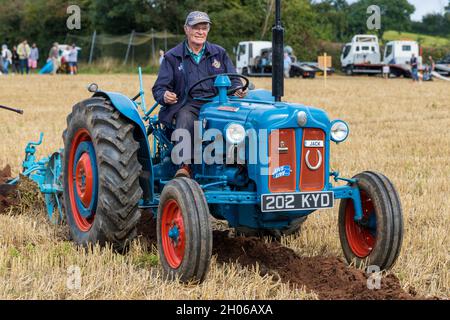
[164,30,168,52]
[272,0,284,102]
[151,28,156,65]
[124,30,135,65]
[88,30,97,65]
[324,52,328,85]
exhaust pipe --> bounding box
[272,0,284,102]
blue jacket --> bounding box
[152,40,240,125]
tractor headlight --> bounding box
[330,120,349,143]
[297,111,308,127]
[225,123,246,144]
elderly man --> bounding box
[152,11,246,178]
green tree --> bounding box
[313,0,351,42]
[347,0,415,38]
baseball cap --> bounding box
[185,11,212,27]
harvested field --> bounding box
[0,74,449,299]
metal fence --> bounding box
[65,30,185,66]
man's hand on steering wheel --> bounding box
[233,88,248,98]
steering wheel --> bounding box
[187,73,250,100]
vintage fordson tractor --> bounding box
[3,0,403,283]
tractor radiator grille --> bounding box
[300,128,325,191]
[268,129,297,193]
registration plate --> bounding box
[261,191,334,212]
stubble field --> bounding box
[0,74,448,299]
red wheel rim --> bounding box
[345,190,376,258]
[75,153,94,208]
[161,199,186,268]
[68,129,96,232]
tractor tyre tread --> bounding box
[63,97,143,252]
[157,177,212,283]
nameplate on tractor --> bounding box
[261,191,334,212]
[304,140,324,148]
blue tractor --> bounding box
[4,0,403,283]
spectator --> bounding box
[17,40,31,74]
[0,51,3,74]
[68,44,78,75]
[159,49,165,65]
[29,43,39,72]
[382,65,390,80]
[284,52,292,78]
[48,42,60,75]
[11,46,20,74]
[410,53,419,82]
[428,56,435,73]
[1,44,12,75]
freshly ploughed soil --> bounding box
[0,165,18,213]
[138,214,418,300]
[212,230,418,300]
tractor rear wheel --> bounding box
[157,178,212,283]
[63,97,143,252]
[338,171,403,270]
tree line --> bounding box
[0,0,448,62]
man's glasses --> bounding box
[190,25,210,33]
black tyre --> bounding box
[338,171,403,270]
[157,178,212,283]
[63,97,143,251]
[345,66,354,76]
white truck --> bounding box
[341,35,422,77]
[236,41,273,76]
[235,41,317,78]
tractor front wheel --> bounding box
[157,178,212,283]
[338,171,403,270]
[63,97,143,252]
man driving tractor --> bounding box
[152,11,247,178]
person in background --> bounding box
[48,42,60,75]
[68,44,78,75]
[410,53,419,82]
[0,50,3,74]
[61,45,71,73]
[428,56,435,73]
[11,46,20,74]
[382,65,390,80]
[17,40,31,74]
[159,49,165,65]
[29,43,39,72]
[283,51,292,78]
[1,44,12,75]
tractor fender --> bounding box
[93,91,154,203]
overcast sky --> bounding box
[344,0,448,21]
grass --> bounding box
[0,74,449,299]
[383,30,450,47]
